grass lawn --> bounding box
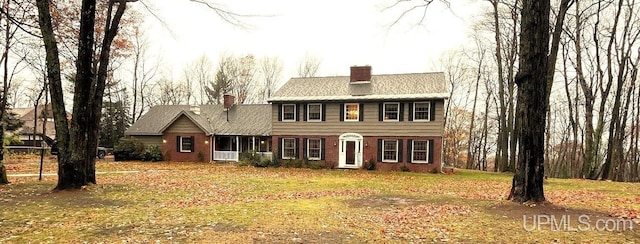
[1,156,639,243]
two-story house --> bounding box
[268,66,447,173]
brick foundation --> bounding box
[272,135,442,173]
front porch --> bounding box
[212,135,272,162]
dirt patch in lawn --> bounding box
[487,201,618,220]
[344,195,427,208]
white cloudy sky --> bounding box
[136,0,484,79]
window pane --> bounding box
[181,137,192,151]
[414,141,427,150]
[308,104,321,120]
[383,140,397,161]
[414,103,430,120]
[283,105,295,120]
[308,139,321,159]
[345,104,359,120]
[384,103,399,120]
[283,138,296,158]
[413,152,427,161]
[384,140,396,150]
[413,140,428,162]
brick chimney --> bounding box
[223,93,235,110]
[350,66,372,82]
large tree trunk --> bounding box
[509,0,550,203]
[63,0,98,189]
[36,0,129,190]
[0,0,9,184]
[35,0,73,189]
[88,0,128,183]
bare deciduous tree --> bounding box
[297,53,321,78]
[130,25,159,124]
[259,56,283,103]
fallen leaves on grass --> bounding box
[404,180,510,201]
[338,203,473,242]
[247,189,378,202]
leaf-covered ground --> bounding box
[1,156,638,243]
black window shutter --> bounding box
[278,138,283,159]
[303,138,308,159]
[321,104,326,121]
[176,136,180,152]
[295,138,300,159]
[377,139,383,162]
[339,103,344,121]
[430,101,436,121]
[407,139,413,163]
[428,139,435,163]
[397,139,403,162]
[378,103,384,121]
[399,103,405,121]
[303,104,307,121]
[408,103,414,121]
[359,103,364,121]
[278,104,282,121]
[296,104,301,121]
[190,136,195,152]
[320,138,325,160]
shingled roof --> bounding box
[125,104,271,136]
[268,72,448,102]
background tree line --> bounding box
[440,0,640,182]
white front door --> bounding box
[338,133,363,168]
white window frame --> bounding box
[413,102,431,121]
[282,138,296,159]
[383,102,400,122]
[179,136,193,153]
[307,138,322,160]
[282,104,296,122]
[344,103,360,122]
[412,140,429,163]
[307,104,322,122]
[382,139,398,163]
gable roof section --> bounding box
[268,72,448,102]
[209,105,272,136]
[159,110,212,134]
[125,104,272,136]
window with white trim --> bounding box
[384,102,400,121]
[414,102,430,121]
[282,138,296,159]
[412,140,428,163]
[307,104,322,121]
[179,136,193,152]
[345,103,359,121]
[383,140,398,162]
[307,138,321,160]
[282,104,296,121]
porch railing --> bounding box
[213,151,239,162]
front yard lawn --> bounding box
[1,158,638,243]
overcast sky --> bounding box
[136,0,483,80]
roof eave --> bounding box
[268,93,450,102]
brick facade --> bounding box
[162,132,211,162]
[272,135,442,173]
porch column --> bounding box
[235,136,239,151]
[212,135,216,161]
[252,136,255,151]
[210,135,214,161]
